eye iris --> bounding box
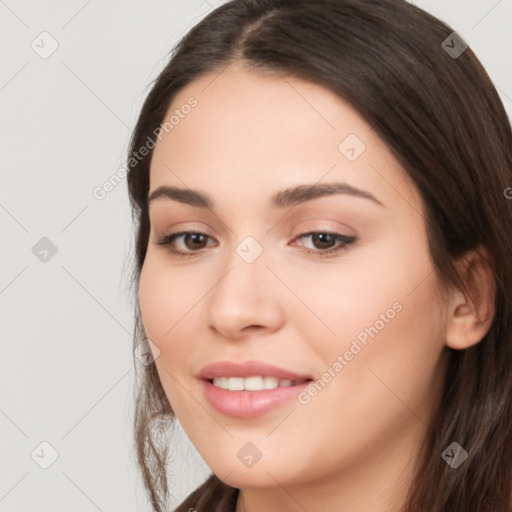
[312,233,336,250]
[185,233,207,250]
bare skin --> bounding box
[138,62,495,512]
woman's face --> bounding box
[139,64,450,492]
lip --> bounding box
[202,380,311,418]
[199,360,313,418]
[199,360,313,381]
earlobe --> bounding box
[445,246,496,350]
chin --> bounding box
[204,453,307,489]
[218,467,286,489]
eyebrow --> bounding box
[147,182,385,209]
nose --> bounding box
[206,248,285,341]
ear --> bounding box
[445,245,496,350]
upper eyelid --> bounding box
[161,228,348,239]
[155,218,355,237]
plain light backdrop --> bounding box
[1,1,511,511]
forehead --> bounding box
[148,64,420,211]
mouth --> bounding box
[199,360,314,418]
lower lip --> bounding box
[202,379,311,418]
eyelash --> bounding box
[154,230,357,258]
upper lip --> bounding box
[199,360,313,381]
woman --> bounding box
[126,0,512,510]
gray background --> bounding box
[1,1,511,511]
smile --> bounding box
[211,376,309,391]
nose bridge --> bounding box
[212,232,270,309]
[206,232,284,338]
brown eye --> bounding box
[182,233,208,250]
[155,231,215,257]
[293,231,357,257]
[155,230,356,259]
[310,233,337,250]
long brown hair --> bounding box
[125,1,512,510]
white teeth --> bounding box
[227,377,244,391]
[213,377,229,389]
[212,376,300,391]
[245,376,264,390]
[263,376,279,389]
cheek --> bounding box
[138,261,168,341]
[138,250,199,332]
[281,235,435,349]
[138,255,213,384]
[282,280,447,479]
[290,231,446,407]
[296,260,446,433]
[138,260,198,412]
[138,258,192,361]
